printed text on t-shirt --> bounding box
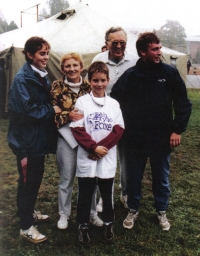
[87,112,113,132]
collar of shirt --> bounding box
[31,65,48,77]
[90,91,107,107]
[64,75,82,94]
[105,51,130,66]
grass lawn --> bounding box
[0,89,200,256]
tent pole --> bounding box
[36,4,39,22]
[20,12,22,28]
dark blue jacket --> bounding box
[8,62,56,157]
[111,59,192,155]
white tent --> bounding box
[0,1,187,115]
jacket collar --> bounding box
[135,58,164,77]
[23,62,47,85]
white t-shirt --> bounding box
[69,92,124,178]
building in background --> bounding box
[186,36,200,63]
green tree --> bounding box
[7,21,18,32]
[0,18,18,34]
[49,0,69,16]
[156,20,186,52]
[0,18,8,33]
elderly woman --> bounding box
[51,53,103,229]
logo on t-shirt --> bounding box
[87,112,113,132]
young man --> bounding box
[111,32,192,231]
[8,37,61,243]
[70,61,124,243]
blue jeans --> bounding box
[126,154,170,212]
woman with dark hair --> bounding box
[8,36,61,243]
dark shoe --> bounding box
[104,223,114,241]
[78,224,90,244]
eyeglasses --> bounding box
[107,40,126,47]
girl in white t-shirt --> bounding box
[70,61,124,244]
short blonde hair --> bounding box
[60,53,83,71]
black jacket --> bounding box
[111,59,192,155]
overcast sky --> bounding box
[0,0,199,36]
